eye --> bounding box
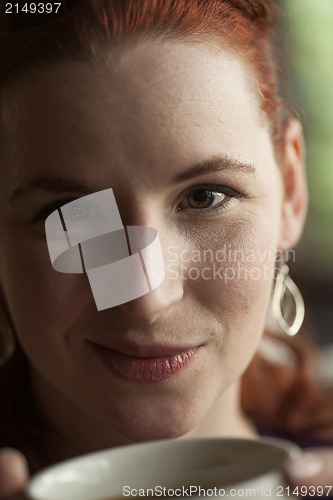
[34,198,76,221]
[61,203,92,222]
[185,189,226,209]
[176,185,240,212]
[34,198,102,224]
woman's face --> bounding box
[0,39,302,444]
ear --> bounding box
[278,119,308,250]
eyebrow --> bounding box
[9,176,96,203]
[173,156,256,183]
[9,156,256,202]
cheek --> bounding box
[168,216,278,368]
[211,228,274,324]
[0,232,92,360]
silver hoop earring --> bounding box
[0,312,15,366]
[272,261,305,336]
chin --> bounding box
[115,420,192,444]
[105,396,206,444]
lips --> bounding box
[87,341,199,383]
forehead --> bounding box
[1,39,271,189]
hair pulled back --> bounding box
[0,0,284,145]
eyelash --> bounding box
[33,198,76,221]
[176,184,243,215]
[34,184,243,223]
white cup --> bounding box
[28,437,301,500]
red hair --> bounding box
[241,329,333,443]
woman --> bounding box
[0,0,332,496]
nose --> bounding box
[111,202,185,323]
[83,222,184,321]
[113,220,183,324]
[117,273,184,323]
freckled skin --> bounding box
[0,39,302,454]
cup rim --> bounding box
[27,436,301,500]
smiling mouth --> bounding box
[87,342,199,383]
